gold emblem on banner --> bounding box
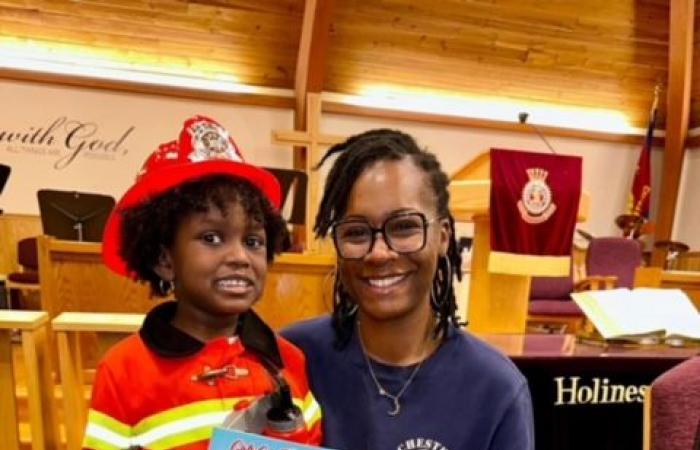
[518,167,556,224]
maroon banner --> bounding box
[489,149,582,275]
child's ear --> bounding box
[153,248,174,281]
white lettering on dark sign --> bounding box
[554,376,648,406]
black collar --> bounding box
[139,301,283,370]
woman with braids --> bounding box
[283,129,534,450]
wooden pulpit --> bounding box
[449,152,590,334]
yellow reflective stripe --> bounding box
[292,392,322,428]
[82,393,321,449]
[84,423,130,450]
[138,411,227,449]
[83,409,132,449]
[147,422,217,450]
[302,391,322,427]
[82,432,123,450]
[132,396,251,435]
[86,409,132,437]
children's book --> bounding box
[209,428,329,450]
[571,288,700,342]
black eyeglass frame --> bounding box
[331,211,440,260]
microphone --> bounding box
[518,112,557,154]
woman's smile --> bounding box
[365,272,410,290]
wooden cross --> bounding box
[272,93,345,252]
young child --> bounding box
[84,116,322,450]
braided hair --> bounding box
[314,129,463,348]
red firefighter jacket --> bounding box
[83,302,322,450]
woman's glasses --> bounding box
[332,212,438,260]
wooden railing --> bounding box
[53,312,144,450]
[0,310,59,450]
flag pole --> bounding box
[620,85,659,238]
[652,84,660,113]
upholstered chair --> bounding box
[5,237,40,308]
[645,356,700,450]
[586,237,643,288]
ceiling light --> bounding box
[0,40,292,97]
[326,86,642,135]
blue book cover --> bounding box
[209,428,331,450]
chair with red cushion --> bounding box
[645,356,700,450]
[527,273,585,333]
[527,254,618,334]
[586,237,643,288]
[5,237,40,308]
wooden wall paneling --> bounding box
[636,266,700,310]
[35,235,332,329]
[658,270,700,309]
[0,0,306,89]
[36,236,156,320]
[652,0,695,266]
[254,253,335,330]
[325,0,669,128]
[673,251,700,271]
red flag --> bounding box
[628,91,658,219]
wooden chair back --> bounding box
[0,214,42,276]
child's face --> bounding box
[156,200,268,319]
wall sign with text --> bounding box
[0,117,135,169]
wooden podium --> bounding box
[449,153,589,334]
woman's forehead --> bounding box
[344,159,435,218]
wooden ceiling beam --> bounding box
[294,0,335,130]
[651,0,694,266]
[285,0,335,246]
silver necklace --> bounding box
[358,328,426,417]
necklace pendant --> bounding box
[387,397,401,416]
